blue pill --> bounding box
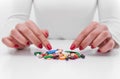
[46,49,58,54]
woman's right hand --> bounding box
[2,20,52,50]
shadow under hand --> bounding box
[79,47,120,57]
[8,47,33,56]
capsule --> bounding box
[65,51,81,58]
[34,52,42,56]
[38,54,43,59]
[80,54,85,59]
[64,51,76,53]
[46,49,58,54]
[53,53,59,59]
[59,55,66,60]
[65,57,69,61]
[74,52,81,58]
[44,55,53,59]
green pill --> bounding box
[34,52,42,56]
[44,55,53,59]
[64,51,75,53]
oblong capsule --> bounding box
[46,49,58,54]
[34,52,42,56]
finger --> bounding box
[78,23,102,50]
[98,39,115,53]
[70,22,99,50]
[10,36,26,49]
[25,20,52,50]
[2,37,16,48]
[79,24,109,50]
[91,31,111,48]
[16,23,43,49]
[10,29,30,46]
[2,36,25,49]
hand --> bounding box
[70,22,116,53]
[2,20,52,50]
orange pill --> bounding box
[59,56,66,60]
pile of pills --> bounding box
[34,49,85,61]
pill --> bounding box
[64,51,76,53]
[74,54,79,59]
[74,52,81,58]
[70,56,76,60]
[34,49,85,60]
[46,49,58,54]
[47,58,52,60]
[36,54,40,57]
[34,52,42,56]
[44,55,53,59]
[65,57,69,61]
[38,55,43,59]
[59,53,64,57]
[59,56,66,60]
[80,54,85,59]
[41,53,47,57]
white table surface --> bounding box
[0,40,120,79]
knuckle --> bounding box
[80,31,87,37]
[15,23,22,29]
[25,20,33,26]
[21,27,29,33]
[92,21,99,25]
[102,25,108,30]
[36,33,42,37]
[102,31,109,37]
[91,21,99,28]
[11,29,16,35]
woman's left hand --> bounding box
[70,22,116,53]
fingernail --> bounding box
[26,42,30,46]
[45,32,48,37]
[79,46,83,50]
[97,50,101,52]
[38,44,43,48]
[14,44,19,48]
[91,45,95,49]
[47,44,52,50]
[70,44,76,50]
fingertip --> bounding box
[91,45,95,49]
[97,49,101,52]
[46,44,52,50]
[38,44,43,48]
[26,41,30,46]
[14,44,19,48]
[79,46,84,50]
[70,44,76,50]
